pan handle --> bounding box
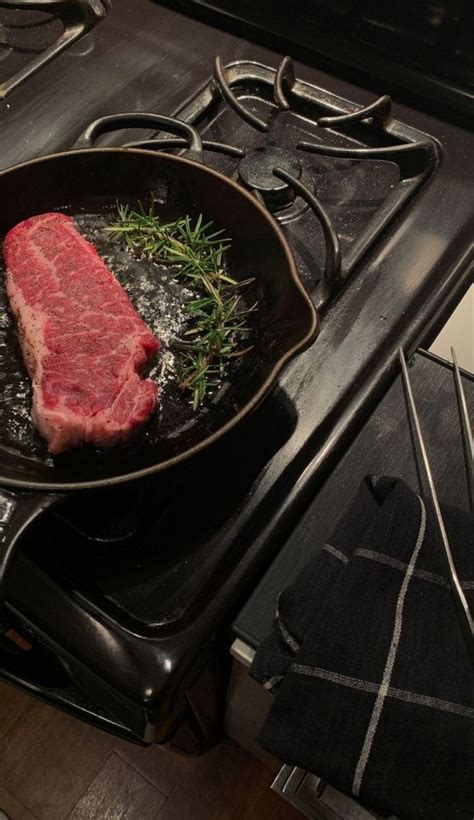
[73,113,204,163]
[0,491,56,605]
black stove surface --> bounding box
[21,387,296,633]
[0,1,109,98]
[0,0,473,742]
[0,7,63,84]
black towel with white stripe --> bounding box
[251,477,474,819]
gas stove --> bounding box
[0,0,473,752]
[78,55,437,308]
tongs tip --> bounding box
[398,345,474,660]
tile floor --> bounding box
[0,681,300,820]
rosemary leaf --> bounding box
[107,203,257,407]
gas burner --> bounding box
[78,55,438,308]
[273,184,311,226]
[238,146,302,211]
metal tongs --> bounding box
[398,346,474,666]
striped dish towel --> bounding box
[251,477,474,819]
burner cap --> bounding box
[238,147,302,211]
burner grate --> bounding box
[78,56,439,308]
[0,0,110,98]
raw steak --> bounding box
[3,212,160,454]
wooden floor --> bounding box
[0,681,300,820]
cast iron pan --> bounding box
[0,122,318,599]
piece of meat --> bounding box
[3,212,159,454]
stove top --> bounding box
[0,0,473,745]
[80,56,437,308]
[0,0,109,98]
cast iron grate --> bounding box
[0,0,110,98]
[78,55,439,308]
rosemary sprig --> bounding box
[106,204,256,409]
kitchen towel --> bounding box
[251,477,474,819]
